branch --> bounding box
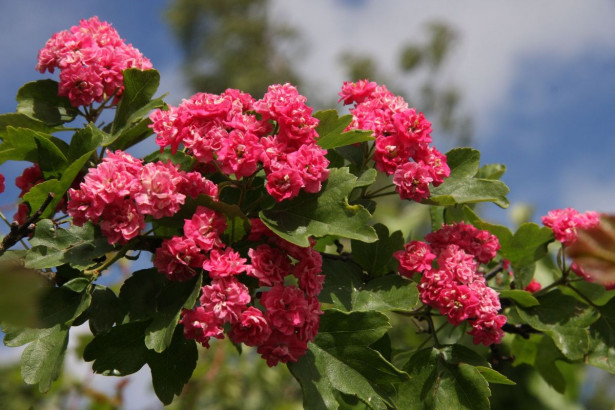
[0,193,55,256]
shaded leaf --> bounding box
[16,79,78,125]
[88,286,123,336]
[351,224,404,277]
[587,297,615,373]
[289,310,404,410]
[515,289,599,360]
[395,345,491,410]
[145,273,202,353]
[83,321,149,376]
[147,326,198,405]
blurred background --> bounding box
[0,0,614,408]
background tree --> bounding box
[166,0,300,97]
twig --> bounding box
[0,193,55,256]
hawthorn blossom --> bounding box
[36,16,152,107]
[542,207,601,246]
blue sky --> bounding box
[1,1,614,407]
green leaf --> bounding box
[83,321,149,376]
[515,289,599,360]
[25,220,113,269]
[352,276,419,313]
[0,113,66,137]
[429,148,510,208]
[475,366,516,385]
[500,223,554,267]
[144,147,196,171]
[289,310,404,410]
[107,117,156,152]
[395,345,491,410]
[145,274,202,353]
[22,149,94,219]
[320,259,418,313]
[67,124,106,162]
[111,69,160,134]
[20,324,69,392]
[119,269,168,321]
[0,127,67,174]
[147,326,198,405]
[351,224,404,277]
[512,334,568,393]
[314,110,374,150]
[88,286,123,336]
[316,310,391,348]
[499,290,539,307]
[37,285,92,328]
[587,297,615,373]
[476,163,506,180]
[16,80,78,125]
[260,167,378,247]
[319,258,364,311]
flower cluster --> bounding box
[541,207,600,246]
[339,80,450,201]
[149,84,329,202]
[178,219,323,367]
[67,150,217,244]
[36,16,152,107]
[394,222,506,345]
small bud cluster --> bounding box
[36,16,152,107]
[149,84,329,202]
[541,207,600,246]
[67,150,217,244]
[178,219,324,367]
[394,222,506,345]
[338,80,450,201]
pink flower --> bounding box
[394,240,436,277]
[261,284,310,336]
[154,236,203,281]
[524,279,542,293]
[203,248,248,278]
[37,16,152,107]
[265,166,304,201]
[287,144,330,194]
[247,244,291,287]
[183,206,227,251]
[99,199,145,244]
[200,278,251,323]
[393,161,434,202]
[542,208,601,246]
[134,162,185,219]
[338,79,378,105]
[229,307,272,347]
[257,330,308,367]
[179,307,224,348]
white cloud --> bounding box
[271,0,615,136]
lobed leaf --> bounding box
[260,167,378,247]
[16,79,78,125]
